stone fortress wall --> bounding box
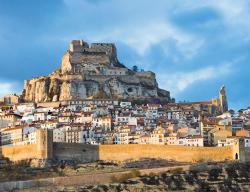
[98,144,235,163]
[1,129,53,161]
[0,130,243,163]
[239,139,250,162]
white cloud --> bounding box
[0,81,21,97]
[179,0,250,37]
[87,21,204,59]
[60,0,205,58]
[158,62,232,96]
[209,0,250,25]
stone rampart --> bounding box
[99,144,235,162]
[53,143,99,162]
[0,142,237,163]
[1,144,40,161]
[0,129,53,161]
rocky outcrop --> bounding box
[22,40,172,103]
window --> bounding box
[127,88,133,92]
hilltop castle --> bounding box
[22,40,172,103]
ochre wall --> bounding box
[0,129,53,162]
[1,143,236,163]
[1,144,40,161]
[99,144,235,162]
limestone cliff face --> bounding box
[22,40,172,103]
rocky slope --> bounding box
[13,161,250,192]
[22,40,172,103]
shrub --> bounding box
[197,180,211,192]
[130,169,140,177]
[190,170,199,179]
[148,172,155,177]
[184,174,195,185]
[239,168,249,180]
[208,168,222,181]
[224,179,232,188]
[169,167,183,174]
[173,175,184,190]
[226,166,238,179]
[151,175,161,185]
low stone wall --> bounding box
[99,144,234,162]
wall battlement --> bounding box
[69,40,116,56]
[70,40,89,52]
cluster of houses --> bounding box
[1,93,250,149]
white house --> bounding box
[218,137,238,147]
[185,136,204,147]
[53,128,65,142]
[34,112,47,121]
[21,113,34,123]
[120,102,131,108]
[16,103,35,114]
[128,117,137,126]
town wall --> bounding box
[99,144,235,162]
[0,129,53,162]
[53,143,99,162]
[239,142,250,162]
[1,144,40,161]
[53,143,235,163]
[240,147,250,162]
[0,142,237,163]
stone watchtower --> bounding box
[219,85,228,113]
[69,40,89,52]
[36,129,53,160]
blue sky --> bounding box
[0,0,250,110]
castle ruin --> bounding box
[22,40,172,103]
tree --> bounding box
[198,180,211,191]
[228,109,235,115]
[226,165,238,179]
[132,65,138,72]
